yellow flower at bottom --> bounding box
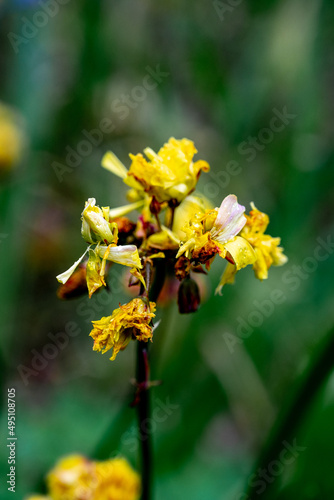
[36,454,140,500]
[95,458,141,500]
[25,497,51,500]
[90,298,156,360]
[47,455,96,500]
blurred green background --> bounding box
[1,0,334,498]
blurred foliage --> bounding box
[0,0,334,499]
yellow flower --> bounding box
[177,194,256,270]
[90,298,156,360]
[44,454,140,500]
[216,203,288,293]
[241,203,288,280]
[95,457,141,500]
[102,137,210,204]
[47,455,96,500]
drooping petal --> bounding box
[223,236,256,270]
[86,249,106,298]
[97,244,142,268]
[101,151,128,178]
[253,247,269,280]
[56,247,90,284]
[215,263,237,295]
[130,268,146,290]
[210,195,247,244]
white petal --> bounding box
[56,247,90,284]
[101,151,128,178]
[211,194,246,244]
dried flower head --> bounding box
[90,298,156,360]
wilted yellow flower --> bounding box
[95,457,141,500]
[41,454,140,500]
[90,298,156,360]
[81,198,117,245]
[177,194,256,271]
[0,102,25,171]
[56,198,142,294]
[102,137,210,204]
[47,455,96,500]
[216,203,288,293]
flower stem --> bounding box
[136,341,152,500]
[136,259,166,500]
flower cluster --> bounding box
[26,455,141,500]
[57,137,287,360]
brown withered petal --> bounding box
[57,266,87,300]
[112,217,136,235]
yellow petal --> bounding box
[101,151,128,178]
[253,247,269,280]
[272,246,288,266]
[148,226,180,251]
[97,244,142,268]
[223,236,256,270]
[86,249,106,298]
[130,268,147,289]
[215,263,237,295]
[148,252,165,259]
[109,199,145,219]
[176,237,196,259]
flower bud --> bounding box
[177,277,200,314]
